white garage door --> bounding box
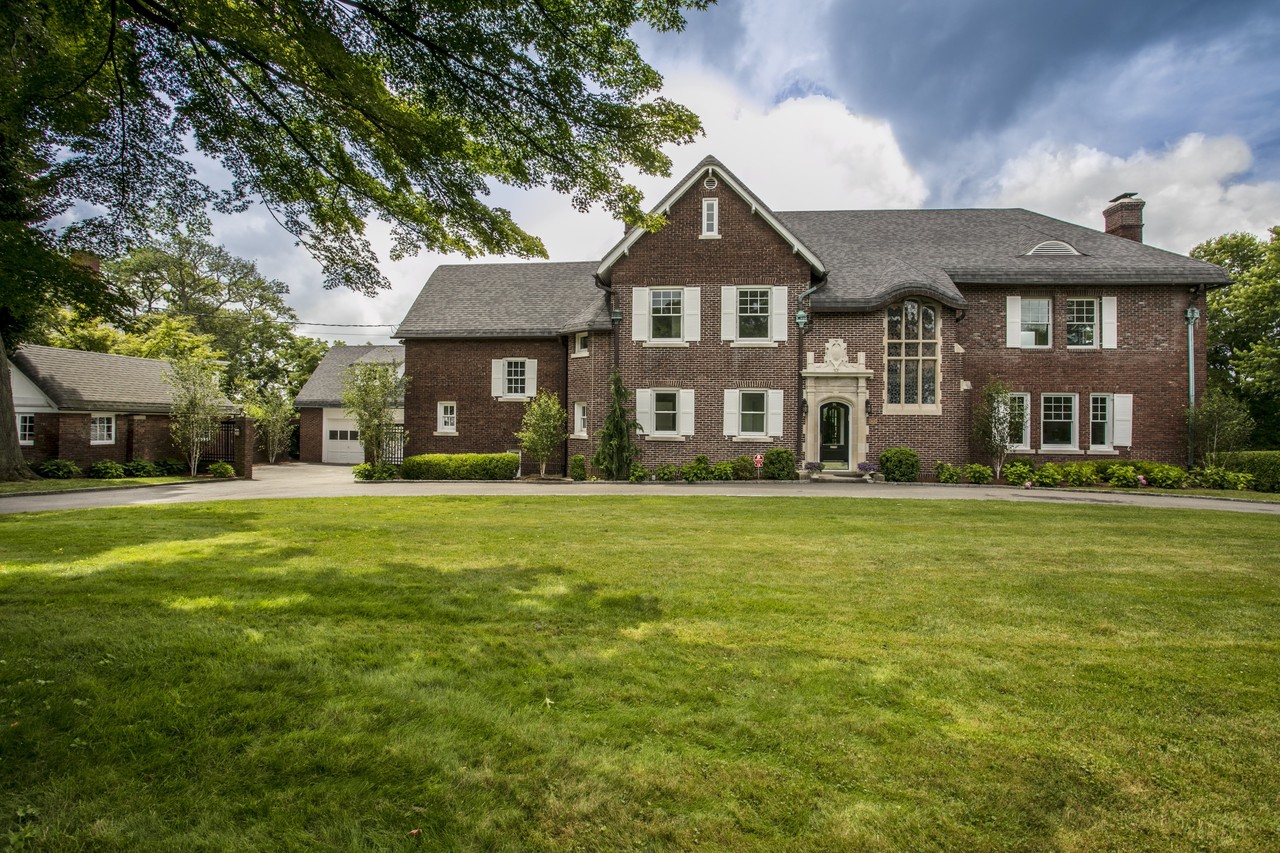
[323,415,365,464]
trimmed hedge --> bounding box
[87,461,126,479]
[568,454,587,481]
[761,447,797,481]
[34,459,82,479]
[879,447,920,482]
[1220,451,1280,493]
[353,462,398,481]
[401,452,520,481]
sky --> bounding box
[204,0,1280,345]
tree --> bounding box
[245,387,295,464]
[593,371,640,481]
[165,360,227,476]
[1187,388,1255,467]
[1191,227,1280,447]
[516,390,567,478]
[341,361,404,467]
[0,0,706,479]
[971,378,1015,481]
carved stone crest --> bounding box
[823,338,849,369]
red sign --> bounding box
[753,454,764,468]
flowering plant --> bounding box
[1023,481,1033,489]
[856,461,879,474]
[803,461,825,474]
[1137,475,1148,487]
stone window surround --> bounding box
[883,298,942,416]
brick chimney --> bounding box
[1103,194,1145,243]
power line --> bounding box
[290,321,399,328]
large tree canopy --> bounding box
[0,0,709,477]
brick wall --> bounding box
[299,408,324,462]
[21,412,178,469]
[18,413,60,465]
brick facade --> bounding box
[20,412,179,469]
[299,408,324,463]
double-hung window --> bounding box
[720,286,788,343]
[437,401,457,434]
[89,414,115,445]
[1006,393,1030,450]
[1041,394,1077,449]
[573,402,588,437]
[635,389,694,438]
[701,198,719,237]
[1067,299,1098,348]
[886,299,940,411]
[631,287,701,344]
[739,391,766,435]
[490,358,537,399]
[653,391,678,434]
[17,414,35,445]
[1090,394,1111,448]
[738,289,770,340]
[722,389,784,438]
[1021,298,1051,347]
[650,289,683,341]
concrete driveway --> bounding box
[2,462,1278,515]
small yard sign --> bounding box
[754,454,764,468]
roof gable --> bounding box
[596,156,826,283]
[294,345,405,408]
[12,345,182,413]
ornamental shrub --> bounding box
[401,453,520,480]
[762,447,798,481]
[1061,462,1098,487]
[1189,466,1231,490]
[1108,465,1141,488]
[878,447,920,482]
[731,455,757,481]
[1031,462,1064,487]
[934,461,960,484]
[568,454,587,481]
[710,461,735,481]
[353,462,398,481]
[123,460,160,478]
[963,463,994,485]
[208,461,236,478]
[654,463,681,482]
[87,460,125,479]
[1146,463,1189,489]
[1003,460,1034,485]
[1220,451,1280,493]
[157,458,189,476]
[681,454,713,483]
[629,463,650,483]
[35,459,82,479]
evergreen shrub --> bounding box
[878,447,920,482]
[762,447,797,480]
[401,453,519,480]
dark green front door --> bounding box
[820,402,850,470]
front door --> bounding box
[819,402,850,470]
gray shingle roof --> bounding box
[293,345,405,408]
[13,345,182,413]
[394,261,610,339]
[777,208,1231,311]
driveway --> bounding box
[2,462,1278,515]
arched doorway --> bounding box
[819,402,850,470]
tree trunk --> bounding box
[0,332,38,480]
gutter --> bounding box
[1186,284,1206,467]
[594,273,620,370]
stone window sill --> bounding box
[570,433,588,440]
[1038,447,1083,455]
[730,341,777,348]
[642,341,689,348]
[881,404,942,417]
[1087,447,1119,455]
[643,435,686,442]
[730,435,775,443]
[571,351,590,359]
[699,233,721,240]
[496,395,531,402]
[433,431,458,437]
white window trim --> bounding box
[1089,393,1113,450]
[722,389,784,439]
[720,285,788,344]
[89,413,116,445]
[17,413,35,446]
[636,388,694,439]
[1040,393,1078,450]
[632,287,701,344]
[1019,296,1053,349]
[1006,393,1031,451]
[572,402,588,439]
[572,332,590,358]
[490,358,537,400]
[435,401,457,436]
[700,197,720,239]
[1066,298,1100,350]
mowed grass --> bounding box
[0,476,193,495]
[1,497,1277,851]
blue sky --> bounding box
[209,0,1280,343]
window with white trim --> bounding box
[438,401,457,433]
[1021,298,1051,347]
[490,358,537,398]
[1067,298,1098,348]
[506,360,525,396]
[738,289,770,340]
[720,286,788,343]
[328,429,360,441]
[635,388,694,437]
[1006,393,1030,450]
[573,402,588,437]
[651,289,683,341]
[739,391,766,435]
[701,197,719,237]
[574,332,589,355]
[17,414,35,445]
[631,287,700,344]
[1041,394,1077,449]
[1090,394,1112,449]
[654,391,678,434]
[886,299,940,409]
[722,389,784,438]
[89,414,115,445]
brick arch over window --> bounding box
[885,298,941,413]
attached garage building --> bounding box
[295,345,405,464]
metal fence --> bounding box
[383,425,407,466]
[200,420,237,464]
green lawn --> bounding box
[0,476,193,495]
[1,497,1277,851]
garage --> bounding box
[322,409,365,464]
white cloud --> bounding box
[981,133,1280,253]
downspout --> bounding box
[795,273,827,459]
[561,334,571,477]
[1186,285,1204,467]
[594,273,620,371]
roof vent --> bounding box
[703,176,718,190]
[1027,240,1080,256]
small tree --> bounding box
[1188,387,1255,466]
[245,387,296,464]
[593,370,640,480]
[971,378,1014,481]
[515,390,568,478]
[165,360,227,476]
[341,361,405,467]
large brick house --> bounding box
[393,156,1230,476]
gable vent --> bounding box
[1027,240,1080,256]
[703,176,718,190]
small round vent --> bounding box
[1027,240,1080,256]
[703,176,718,190]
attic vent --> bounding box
[703,176,718,190]
[1027,240,1080,256]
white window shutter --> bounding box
[721,286,736,341]
[1102,297,1117,349]
[1113,393,1133,446]
[723,389,738,436]
[526,359,537,395]
[767,390,784,437]
[1006,296,1021,348]
[635,389,653,434]
[632,288,650,342]
[685,287,701,342]
[679,389,696,435]
[772,286,789,343]
[491,360,504,396]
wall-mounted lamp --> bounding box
[800,398,808,416]
[864,398,872,419]
[610,307,623,325]
[794,309,809,330]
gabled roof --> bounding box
[778,208,1230,311]
[394,261,609,339]
[595,155,827,283]
[12,345,182,413]
[294,345,406,408]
